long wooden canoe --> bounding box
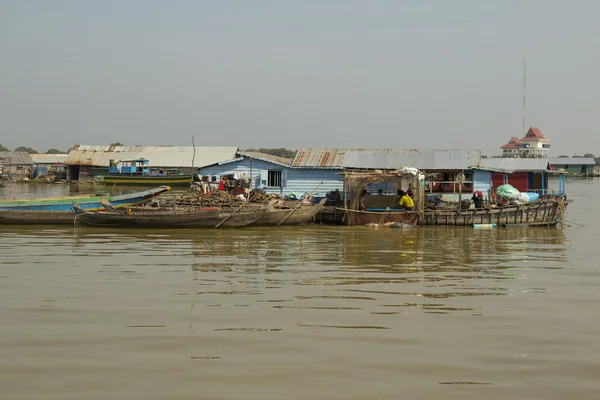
[73,205,266,228]
[0,186,170,211]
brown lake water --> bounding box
[1,179,599,399]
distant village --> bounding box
[0,128,598,199]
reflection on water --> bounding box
[1,180,599,399]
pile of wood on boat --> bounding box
[149,189,288,208]
[0,186,326,228]
[73,200,267,228]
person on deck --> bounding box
[218,177,225,191]
[359,189,368,211]
[472,191,484,208]
[399,191,415,211]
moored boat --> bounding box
[420,197,570,226]
[254,198,327,226]
[103,159,193,187]
[0,186,170,212]
[73,203,266,228]
[0,209,78,225]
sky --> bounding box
[1,0,599,156]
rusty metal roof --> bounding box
[64,145,238,168]
[292,148,481,170]
[239,151,293,166]
[480,158,550,172]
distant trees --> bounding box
[558,155,569,158]
[110,142,124,146]
[0,144,9,152]
[14,146,39,154]
[46,148,65,154]
[244,148,297,158]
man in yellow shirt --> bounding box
[399,191,415,211]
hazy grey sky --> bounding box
[1,0,598,156]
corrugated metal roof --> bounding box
[0,152,35,165]
[239,151,293,166]
[64,145,238,168]
[549,157,596,166]
[292,148,481,170]
[480,158,550,172]
[31,154,68,164]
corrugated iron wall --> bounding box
[199,157,343,197]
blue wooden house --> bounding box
[199,152,343,198]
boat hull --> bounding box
[74,206,265,228]
[0,186,170,211]
[103,175,193,187]
[0,210,76,225]
[420,199,570,226]
[254,199,327,226]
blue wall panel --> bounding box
[199,157,343,197]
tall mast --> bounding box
[522,53,527,134]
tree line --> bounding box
[0,144,67,154]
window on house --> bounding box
[268,170,282,187]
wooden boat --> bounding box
[0,209,78,225]
[103,159,193,187]
[336,198,570,227]
[72,202,266,228]
[0,186,170,211]
[420,198,570,226]
[254,198,327,226]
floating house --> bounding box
[549,157,596,176]
[30,154,68,178]
[0,152,35,180]
[201,149,483,209]
[479,158,553,194]
[199,151,339,198]
[64,145,238,183]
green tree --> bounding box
[110,142,124,146]
[46,148,65,154]
[583,153,595,158]
[14,146,39,154]
[0,144,9,152]
[558,155,569,158]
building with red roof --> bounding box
[500,127,550,158]
[500,137,521,157]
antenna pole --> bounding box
[522,53,527,134]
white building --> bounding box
[500,127,551,158]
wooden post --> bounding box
[343,172,348,209]
[458,171,463,207]
[249,155,253,191]
[418,174,425,226]
[191,135,196,170]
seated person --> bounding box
[399,191,415,211]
